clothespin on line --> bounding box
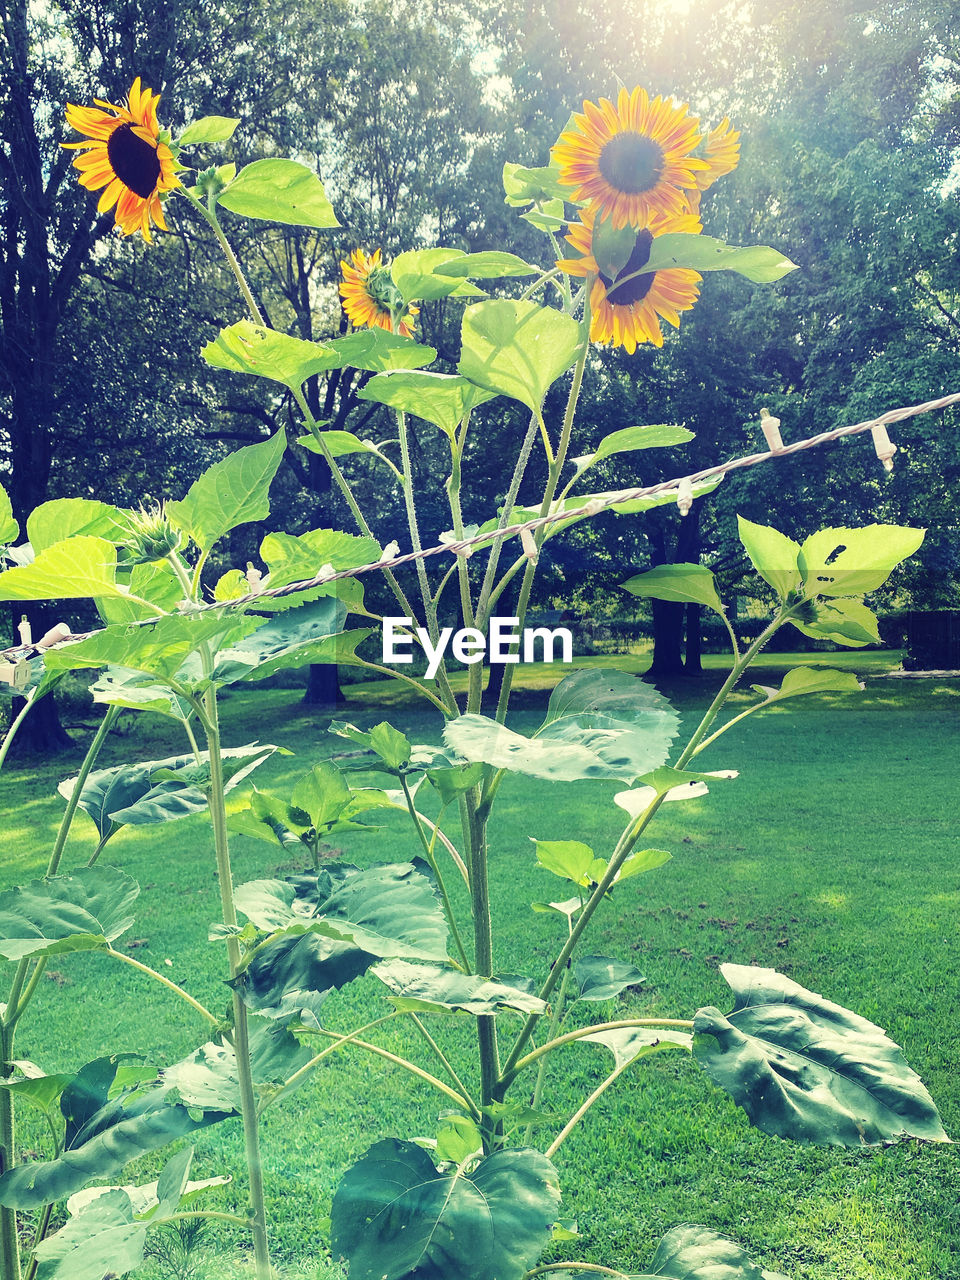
[870,423,897,472]
[759,408,785,453]
[676,477,694,517]
[0,659,30,691]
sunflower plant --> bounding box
[0,77,946,1280]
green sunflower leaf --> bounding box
[797,524,925,597]
[591,214,638,279]
[0,485,19,545]
[573,424,694,473]
[202,319,341,392]
[584,1027,692,1070]
[521,199,567,232]
[790,597,880,647]
[374,959,546,1015]
[642,233,798,283]
[458,299,581,412]
[622,563,725,615]
[324,328,437,372]
[571,955,646,1003]
[178,115,239,146]
[0,1059,227,1210]
[433,252,538,279]
[0,866,138,962]
[390,248,485,302]
[26,499,134,554]
[161,1018,311,1111]
[737,517,802,599]
[32,1188,147,1280]
[297,429,389,461]
[444,668,679,783]
[750,667,865,704]
[0,536,125,601]
[166,430,286,553]
[502,161,569,206]
[331,1139,561,1280]
[217,158,339,228]
[693,963,949,1146]
[41,613,261,679]
[636,1224,790,1279]
[357,371,496,437]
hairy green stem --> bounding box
[180,185,264,325]
[523,952,573,1144]
[0,1027,20,1280]
[399,776,471,971]
[526,1264,632,1279]
[512,1017,694,1078]
[201,682,271,1280]
[104,948,221,1028]
[545,1058,634,1158]
[0,688,37,774]
[299,1027,470,1110]
[409,1015,480,1119]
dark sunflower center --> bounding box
[106,123,161,199]
[600,228,655,306]
[598,132,664,194]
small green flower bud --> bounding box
[122,503,182,564]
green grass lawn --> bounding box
[1,651,958,1279]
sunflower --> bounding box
[684,117,741,217]
[339,249,418,337]
[552,87,708,230]
[63,78,178,243]
[558,208,702,352]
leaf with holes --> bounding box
[0,867,138,962]
[693,964,949,1145]
[210,598,348,683]
[798,524,925,597]
[331,1138,561,1280]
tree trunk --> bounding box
[685,603,703,675]
[481,661,507,714]
[647,501,705,678]
[302,414,343,709]
[303,661,342,711]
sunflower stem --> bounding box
[179,185,265,325]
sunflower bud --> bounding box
[123,503,182,564]
[195,164,233,199]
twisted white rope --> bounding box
[3,389,958,664]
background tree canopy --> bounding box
[2,0,958,741]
